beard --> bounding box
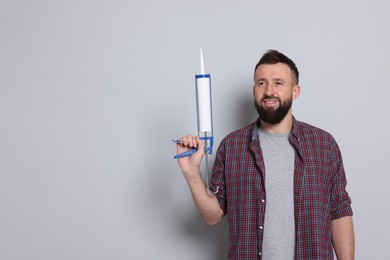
[254,95,292,124]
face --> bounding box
[253,63,300,124]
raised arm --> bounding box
[176,135,224,225]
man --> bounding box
[176,50,354,259]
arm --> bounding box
[331,216,355,260]
[176,135,224,225]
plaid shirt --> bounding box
[209,118,353,260]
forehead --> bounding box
[254,63,293,81]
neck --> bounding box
[259,111,293,134]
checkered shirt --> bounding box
[209,118,353,260]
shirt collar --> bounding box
[290,117,301,142]
[251,116,301,142]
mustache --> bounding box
[261,95,281,102]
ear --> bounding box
[292,84,301,101]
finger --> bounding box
[193,137,205,161]
[191,135,198,147]
[190,136,204,159]
[186,134,197,148]
[178,135,191,146]
[195,136,204,150]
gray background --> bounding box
[1,0,389,259]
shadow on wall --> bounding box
[179,210,229,260]
[238,92,257,128]
[225,88,257,132]
[143,150,230,259]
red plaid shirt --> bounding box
[209,118,353,260]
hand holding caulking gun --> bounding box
[173,48,219,194]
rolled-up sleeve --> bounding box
[330,140,353,220]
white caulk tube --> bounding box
[195,47,214,154]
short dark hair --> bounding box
[254,50,299,85]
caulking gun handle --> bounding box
[173,148,198,159]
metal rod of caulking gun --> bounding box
[203,131,210,191]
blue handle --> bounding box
[173,148,198,159]
[172,139,198,159]
[172,137,213,159]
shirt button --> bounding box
[259,252,262,256]
[259,226,263,230]
[261,199,265,203]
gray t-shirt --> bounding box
[259,128,295,259]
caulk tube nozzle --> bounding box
[200,47,205,74]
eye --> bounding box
[257,81,266,87]
[275,81,284,86]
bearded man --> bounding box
[176,50,354,260]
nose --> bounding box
[263,83,275,96]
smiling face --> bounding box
[253,62,300,124]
